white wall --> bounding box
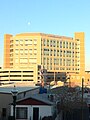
[28,105,53,120]
[39,105,52,118]
[14,105,53,120]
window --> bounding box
[16,107,28,119]
[23,75,33,77]
[66,42,68,48]
[50,66,52,70]
[29,58,37,63]
[62,76,66,80]
[47,58,49,65]
[10,45,13,48]
[15,40,19,44]
[69,42,71,49]
[10,49,13,52]
[10,58,13,61]
[47,39,49,46]
[54,49,56,56]
[72,42,74,49]
[56,58,59,65]
[57,41,59,47]
[28,39,32,45]
[10,63,13,66]
[10,40,14,43]
[60,58,62,66]
[20,58,28,63]
[53,40,56,47]
[15,59,19,63]
[23,71,33,73]
[20,49,23,54]
[63,59,65,66]
[34,49,37,54]
[2,108,6,117]
[10,75,21,77]
[63,41,65,48]
[60,50,62,57]
[10,71,21,73]
[44,48,49,55]
[25,49,28,54]
[20,40,23,44]
[60,41,62,48]
[57,50,59,56]
[25,40,28,44]
[34,39,37,44]
[66,59,71,66]
[29,49,32,54]
[43,39,46,46]
[50,40,52,47]
[15,49,19,54]
[43,58,46,65]
[63,50,66,57]
[54,58,56,64]
[50,49,53,56]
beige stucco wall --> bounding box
[0,93,12,119]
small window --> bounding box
[2,108,6,117]
[16,107,28,119]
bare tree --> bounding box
[51,86,88,120]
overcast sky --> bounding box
[0,0,90,70]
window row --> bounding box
[43,58,79,66]
[43,39,75,49]
[43,65,80,71]
[43,49,76,57]
[10,49,37,53]
[15,39,37,44]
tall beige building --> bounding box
[1,32,87,85]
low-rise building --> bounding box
[0,85,40,119]
[10,94,55,120]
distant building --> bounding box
[0,32,90,85]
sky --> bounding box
[0,0,90,70]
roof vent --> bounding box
[48,94,54,102]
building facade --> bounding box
[0,32,88,85]
[4,33,85,72]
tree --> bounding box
[51,86,89,120]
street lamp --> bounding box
[11,85,18,120]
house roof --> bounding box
[16,94,54,105]
[0,86,39,94]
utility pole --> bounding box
[81,77,84,120]
[54,67,55,84]
[54,64,57,85]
